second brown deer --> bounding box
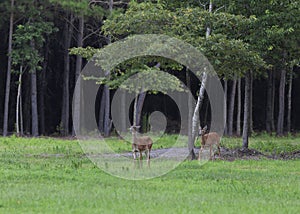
[130,126,153,167]
[198,126,221,160]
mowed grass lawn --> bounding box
[0,136,299,213]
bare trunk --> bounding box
[242,72,250,149]
[228,78,237,136]
[223,79,227,135]
[133,93,138,127]
[16,66,22,136]
[73,15,84,136]
[287,72,292,133]
[61,15,74,136]
[277,52,287,136]
[236,78,241,136]
[3,0,14,136]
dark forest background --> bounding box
[0,0,299,137]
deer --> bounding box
[198,125,221,160]
[130,126,153,167]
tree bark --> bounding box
[98,87,105,133]
[242,72,250,149]
[120,90,126,133]
[277,52,287,136]
[61,14,74,136]
[236,77,241,136]
[3,0,14,136]
[228,77,237,136]
[287,72,293,133]
[103,84,111,137]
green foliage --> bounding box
[11,22,57,72]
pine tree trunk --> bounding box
[3,0,14,136]
[73,15,84,136]
[61,15,74,136]
[135,90,146,127]
[287,72,292,133]
[236,77,241,136]
[24,73,31,135]
[277,53,287,136]
[228,78,237,136]
[242,72,250,149]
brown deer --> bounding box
[198,126,221,160]
[130,126,153,167]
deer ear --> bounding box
[203,125,207,132]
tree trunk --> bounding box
[24,73,31,135]
[103,84,111,137]
[31,58,39,137]
[120,90,126,133]
[61,14,74,136]
[277,52,287,136]
[3,0,14,136]
[249,71,253,134]
[189,72,208,160]
[73,15,84,136]
[271,70,275,131]
[228,77,237,136]
[242,72,250,149]
[287,72,293,133]
[135,90,146,127]
[266,70,273,133]
[98,87,105,133]
[236,77,241,136]
[187,0,212,160]
[223,79,227,135]
[39,41,49,135]
[16,66,23,136]
[186,71,193,155]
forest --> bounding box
[0,0,299,140]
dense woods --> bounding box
[0,0,299,141]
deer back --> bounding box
[201,132,220,146]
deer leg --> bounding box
[210,146,212,160]
[198,146,203,160]
[146,150,150,168]
[218,144,221,157]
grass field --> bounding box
[0,135,300,213]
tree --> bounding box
[3,0,14,136]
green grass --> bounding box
[0,136,300,213]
